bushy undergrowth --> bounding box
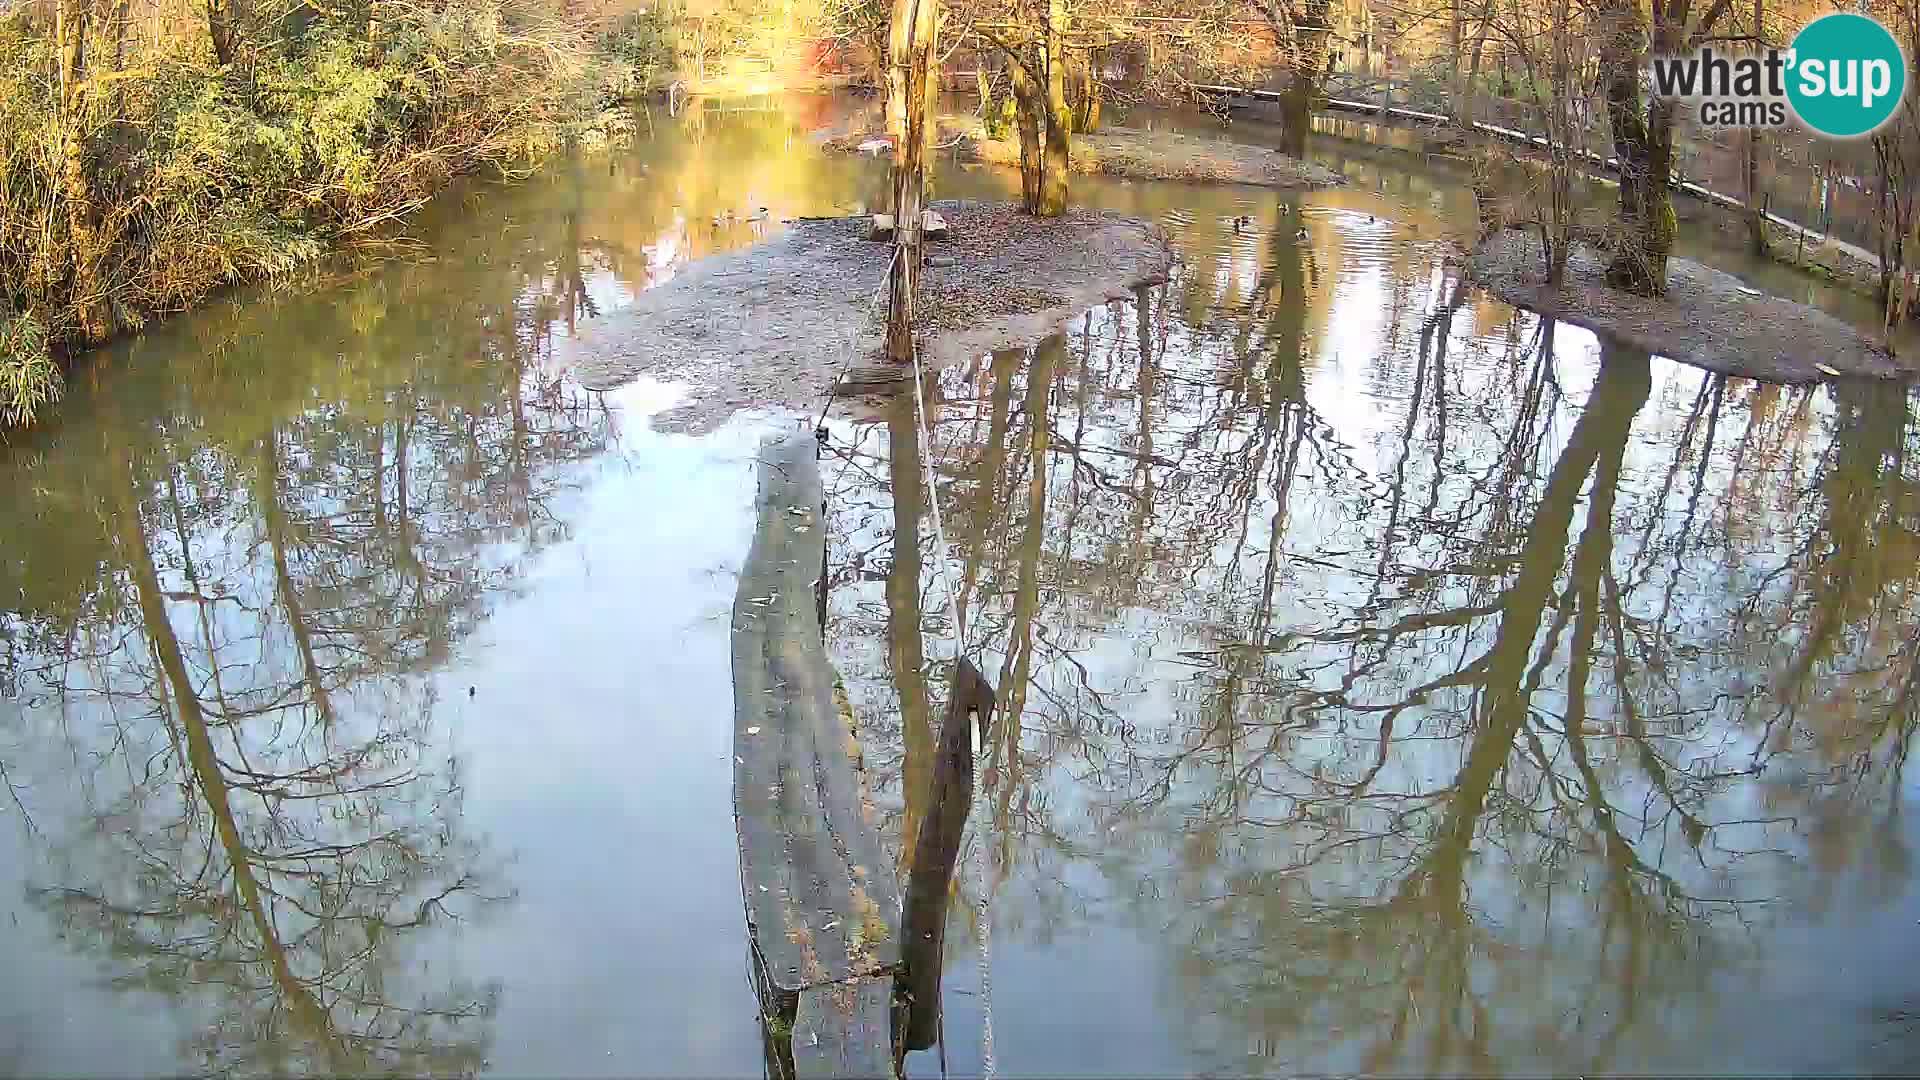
[0,312,56,426]
[598,8,678,97]
[0,0,629,427]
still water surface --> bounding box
[2,94,1917,1076]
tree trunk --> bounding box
[885,0,937,362]
[109,0,130,79]
[257,433,337,729]
[1744,0,1768,254]
[58,0,109,343]
[1463,12,1491,128]
[1084,51,1103,131]
[1067,49,1101,132]
[885,3,906,144]
[1277,0,1331,158]
[1599,0,1673,296]
[921,11,940,154]
[1008,54,1044,213]
[207,0,240,66]
[1038,0,1070,216]
[1874,132,1912,333]
[1546,0,1574,283]
[1745,128,1769,254]
[1449,0,1466,126]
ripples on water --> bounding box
[1,94,1917,1077]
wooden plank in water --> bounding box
[791,977,896,1080]
[898,658,996,1051]
[834,362,911,397]
[733,430,904,994]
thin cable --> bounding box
[812,170,997,1078]
[906,358,967,655]
[815,246,902,436]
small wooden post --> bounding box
[896,658,997,1053]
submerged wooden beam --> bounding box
[898,658,997,1051]
[733,430,904,1077]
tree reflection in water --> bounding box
[0,230,614,1074]
[824,209,1920,1074]
[0,100,1913,1076]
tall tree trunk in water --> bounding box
[921,14,940,157]
[1599,0,1674,296]
[989,19,1070,217]
[58,0,108,342]
[956,349,1018,629]
[1039,0,1070,216]
[885,0,937,362]
[885,10,907,159]
[1085,52,1104,132]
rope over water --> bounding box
[903,314,997,1080]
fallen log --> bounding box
[733,429,904,1077]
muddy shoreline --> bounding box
[572,200,1175,430]
[963,125,1345,189]
[824,121,1344,190]
[1467,228,1910,384]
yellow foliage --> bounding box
[0,0,627,427]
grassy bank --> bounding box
[0,0,649,427]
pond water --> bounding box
[2,93,1917,1077]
